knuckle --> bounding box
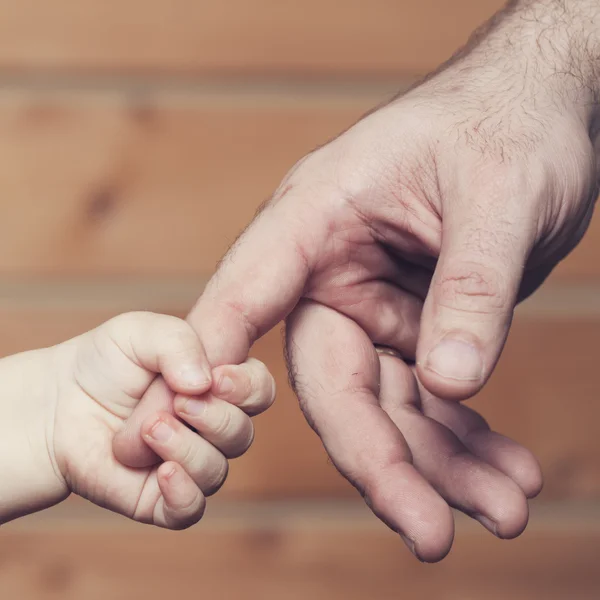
[167,497,206,531]
[178,438,201,467]
[228,419,255,458]
[240,361,271,414]
[270,157,307,205]
[462,225,521,260]
[212,406,234,439]
[271,146,331,202]
[103,312,137,340]
[179,437,229,496]
[362,471,403,525]
[435,263,510,314]
[165,323,196,348]
[203,457,229,497]
[163,327,201,362]
[351,446,413,507]
[250,362,276,412]
[108,311,158,333]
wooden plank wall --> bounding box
[1,1,600,598]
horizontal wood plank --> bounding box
[0,1,504,77]
[0,297,598,501]
[1,508,600,600]
[0,90,598,279]
[0,90,370,276]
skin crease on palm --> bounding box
[113,0,600,562]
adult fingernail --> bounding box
[179,364,211,388]
[474,514,499,537]
[182,398,207,417]
[215,375,235,398]
[424,337,482,382]
[400,534,421,561]
[149,420,173,443]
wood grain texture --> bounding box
[0,301,598,501]
[1,510,600,600]
[0,89,598,279]
[0,1,504,76]
[0,90,371,275]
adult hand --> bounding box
[115,0,600,560]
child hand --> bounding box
[2,312,275,529]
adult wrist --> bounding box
[485,1,600,127]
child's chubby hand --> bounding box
[4,311,275,529]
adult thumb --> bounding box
[416,200,534,401]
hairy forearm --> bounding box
[509,1,600,76]
[481,0,600,116]
[409,0,600,138]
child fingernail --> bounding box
[149,420,173,443]
[180,365,211,388]
[165,464,184,485]
[215,375,235,398]
[182,398,207,416]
